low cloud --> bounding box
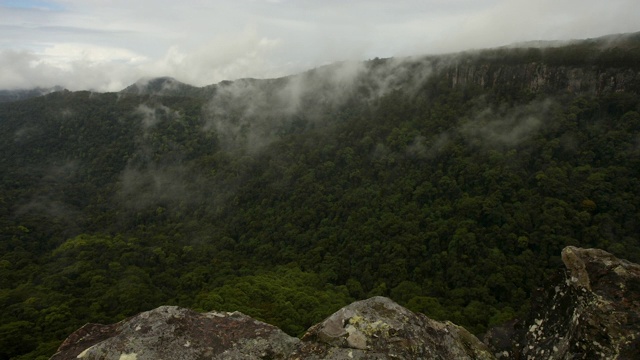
[461,100,554,147]
[3,1,638,91]
[0,29,285,91]
[0,47,145,91]
[202,57,435,153]
[406,132,451,159]
[117,165,190,210]
[135,103,178,132]
[201,61,366,152]
[148,28,285,87]
[426,0,640,54]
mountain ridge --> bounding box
[1,32,640,359]
[1,31,638,102]
[115,30,640,100]
[0,86,66,103]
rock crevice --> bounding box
[486,246,640,359]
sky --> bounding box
[1,0,638,91]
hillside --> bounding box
[1,32,640,359]
[0,87,65,104]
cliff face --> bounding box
[439,34,640,95]
[447,62,640,95]
[51,247,640,360]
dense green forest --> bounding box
[1,33,640,359]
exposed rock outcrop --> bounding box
[52,247,640,360]
[487,246,640,359]
[51,297,493,360]
[291,296,494,360]
[50,306,299,360]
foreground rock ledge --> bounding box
[51,297,492,360]
[512,246,640,359]
[50,306,299,360]
[51,246,640,360]
[292,296,493,359]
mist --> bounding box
[460,100,555,147]
[1,0,638,91]
[200,57,436,154]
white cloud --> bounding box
[0,44,148,91]
[0,0,638,90]
[148,28,284,86]
[429,0,640,52]
[39,43,148,68]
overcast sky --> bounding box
[1,0,638,91]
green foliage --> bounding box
[0,321,37,359]
[1,37,640,358]
[195,266,352,336]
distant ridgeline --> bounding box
[0,86,65,103]
[1,32,639,359]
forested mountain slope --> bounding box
[0,87,65,104]
[1,32,640,359]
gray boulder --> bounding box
[50,306,299,360]
[291,296,494,359]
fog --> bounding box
[1,0,638,91]
[461,100,554,147]
[201,57,435,153]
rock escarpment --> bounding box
[447,62,640,95]
[443,34,640,95]
[52,247,640,360]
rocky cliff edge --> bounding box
[51,246,640,359]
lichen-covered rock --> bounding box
[290,296,494,360]
[50,306,299,360]
[511,246,640,359]
[51,298,494,360]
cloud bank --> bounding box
[1,0,639,91]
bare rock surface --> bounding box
[507,246,640,359]
[50,306,299,360]
[291,296,494,360]
[51,297,493,360]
